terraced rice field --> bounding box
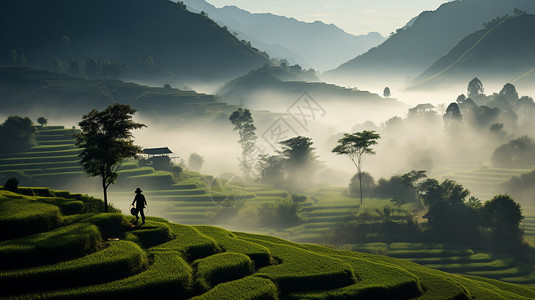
[521,207,535,249]
[341,242,535,285]
[432,164,533,200]
[4,126,535,291]
[2,189,535,299]
[0,127,82,180]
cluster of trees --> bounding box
[398,78,533,135]
[228,107,381,201]
[50,57,129,79]
[449,79,535,168]
[447,79,535,132]
[257,136,322,192]
[0,116,36,153]
[502,170,535,205]
[342,169,525,254]
[9,49,28,67]
[492,136,535,167]
[422,179,524,253]
[482,8,526,29]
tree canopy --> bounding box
[0,116,36,153]
[443,102,462,127]
[37,117,48,127]
[76,103,145,212]
[467,77,484,99]
[383,87,391,98]
[481,194,524,247]
[278,136,322,191]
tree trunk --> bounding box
[102,178,108,213]
[358,170,363,206]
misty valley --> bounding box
[2,0,535,299]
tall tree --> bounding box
[76,104,145,212]
[332,130,380,205]
[229,108,257,180]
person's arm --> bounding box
[132,196,136,206]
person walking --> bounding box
[132,188,147,225]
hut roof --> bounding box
[143,147,173,155]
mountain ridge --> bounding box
[181,0,385,71]
[0,0,270,83]
[325,0,535,85]
[410,13,535,89]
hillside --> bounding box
[217,64,399,108]
[0,67,236,120]
[2,189,535,299]
[181,0,385,71]
[0,0,270,83]
[4,126,535,286]
[410,14,535,89]
[325,0,535,85]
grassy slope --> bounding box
[1,189,534,299]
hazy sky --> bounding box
[207,0,449,36]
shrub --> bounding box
[257,199,304,228]
[52,190,72,198]
[291,193,307,203]
[77,194,120,213]
[4,177,19,192]
[32,187,55,197]
[349,172,376,198]
[17,187,35,196]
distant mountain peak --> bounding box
[181,0,385,71]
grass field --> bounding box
[3,188,535,299]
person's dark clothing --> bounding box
[132,193,147,223]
